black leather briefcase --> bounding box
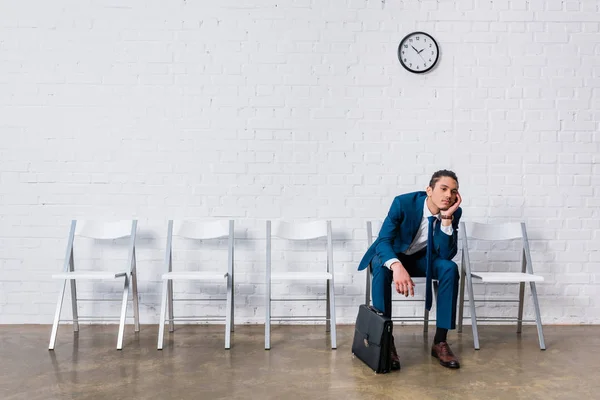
[351,304,393,374]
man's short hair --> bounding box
[429,170,459,189]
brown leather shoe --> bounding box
[431,341,460,369]
[390,336,401,371]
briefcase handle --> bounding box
[367,305,384,316]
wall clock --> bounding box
[398,32,439,74]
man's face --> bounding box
[426,176,459,211]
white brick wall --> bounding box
[1,0,599,324]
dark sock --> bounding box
[434,327,448,344]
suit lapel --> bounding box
[409,194,426,241]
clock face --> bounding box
[398,32,439,74]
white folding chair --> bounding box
[157,220,234,350]
[265,220,336,350]
[365,221,437,332]
[49,220,139,350]
[458,221,546,350]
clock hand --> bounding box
[418,48,425,54]
[411,45,419,53]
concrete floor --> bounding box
[0,324,598,400]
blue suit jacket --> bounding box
[357,191,462,271]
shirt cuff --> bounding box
[441,224,453,236]
[384,258,400,269]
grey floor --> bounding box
[0,324,598,400]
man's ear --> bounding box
[425,186,432,196]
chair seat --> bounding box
[271,272,332,281]
[471,272,544,283]
[52,271,127,280]
[162,271,228,280]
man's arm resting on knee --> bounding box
[389,261,414,297]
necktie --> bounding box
[425,216,436,311]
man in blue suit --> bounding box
[357,170,462,370]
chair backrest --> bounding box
[460,221,534,275]
[64,220,137,273]
[266,220,333,273]
[75,220,135,239]
[165,220,234,274]
[366,220,384,243]
[270,220,328,240]
[173,220,231,240]
[461,221,524,241]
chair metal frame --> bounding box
[265,220,336,350]
[49,220,139,350]
[157,220,235,350]
[457,221,546,350]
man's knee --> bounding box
[436,259,459,279]
[372,265,392,285]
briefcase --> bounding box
[351,304,393,374]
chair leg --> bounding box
[365,266,371,306]
[69,279,79,332]
[466,274,480,350]
[530,282,546,350]
[157,280,169,350]
[328,278,337,350]
[49,280,67,350]
[517,282,525,334]
[265,284,271,350]
[116,275,130,350]
[168,280,174,333]
[424,281,439,334]
[326,281,331,333]
[265,221,271,350]
[225,275,233,349]
[230,274,235,333]
[458,265,466,333]
[132,269,140,333]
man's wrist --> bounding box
[384,258,400,270]
[390,262,403,271]
[441,214,453,227]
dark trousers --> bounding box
[371,249,459,330]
